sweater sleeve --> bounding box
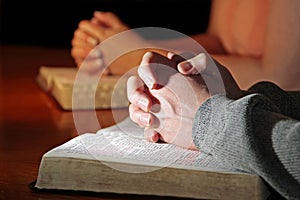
[192,91,300,199]
[246,81,300,120]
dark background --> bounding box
[0,0,211,48]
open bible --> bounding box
[34,117,270,200]
[36,66,129,110]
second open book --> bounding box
[36,66,129,110]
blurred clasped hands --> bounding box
[71,11,143,75]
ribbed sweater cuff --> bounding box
[192,94,230,155]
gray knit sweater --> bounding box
[192,82,300,199]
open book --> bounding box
[34,117,270,199]
[36,66,129,110]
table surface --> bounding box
[0,45,193,200]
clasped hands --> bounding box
[71,11,143,74]
[127,51,243,150]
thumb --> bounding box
[177,53,207,75]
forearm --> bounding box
[212,54,300,92]
[211,54,266,90]
[192,93,300,199]
[108,48,166,75]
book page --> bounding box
[45,118,240,173]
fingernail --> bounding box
[140,113,151,126]
[91,49,101,57]
[167,52,175,59]
[150,132,159,142]
[138,98,149,111]
[180,62,192,72]
[144,77,154,89]
[87,37,98,46]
